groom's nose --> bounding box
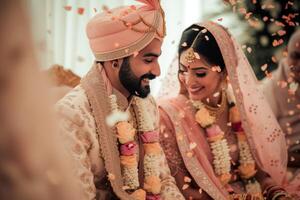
[150,63,161,77]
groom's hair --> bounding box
[178,24,225,71]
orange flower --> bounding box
[236,132,247,141]
[116,121,136,144]
[144,176,161,194]
[218,173,232,185]
[130,189,146,200]
[120,155,137,167]
[238,163,257,179]
[143,143,162,155]
[229,106,241,123]
[195,107,215,127]
[207,134,224,143]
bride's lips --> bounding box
[188,86,204,94]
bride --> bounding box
[158,21,293,199]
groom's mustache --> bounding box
[140,73,156,81]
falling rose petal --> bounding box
[213,92,220,97]
[164,133,169,138]
[290,156,295,162]
[277,30,286,36]
[296,104,300,109]
[278,81,288,88]
[271,56,277,63]
[177,133,183,141]
[248,19,259,28]
[201,28,207,33]
[199,188,203,194]
[247,47,252,53]
[64,5,72,11]
[260,64,268,71]
[227,122,232,126]
[275,21,285,27]
[186,151,194,158]
[189,142,197,150]
[182,184,189,190]
[194,52,201,60]
[272,39,284,47]
[217,18,223,22]
[108,173,116,180]
[114,43,120,47]
[265,71,272,79]
[130,5,137,10]
[239,8,247,14]
[181,42,187,47]
[206,98,210,103]
[288,110,295,116]
[287,127,293,135]
[184,176,192,183]
[245,12,252,19]
[78,8,85,15]
[263,16,269,22]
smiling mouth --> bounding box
[188,87,204,94]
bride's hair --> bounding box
[178,24,225,71]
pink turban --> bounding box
[86,0,166,61]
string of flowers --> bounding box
[107,94,162,200]
[192,84,262,198]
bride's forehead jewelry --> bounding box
[185,48,196,63]
[184,30,202,64]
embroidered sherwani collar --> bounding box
[81,64,134,200]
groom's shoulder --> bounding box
[55,85,92,118]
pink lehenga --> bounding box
[158,22,294,199]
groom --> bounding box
[56,0,184,199]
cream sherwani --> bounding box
[55,65,184,200]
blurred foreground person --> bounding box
[0,1,84,199]
[262,29,300,197]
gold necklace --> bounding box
[204,91,227,119]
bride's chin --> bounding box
[188,92,205,101]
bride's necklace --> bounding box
[204,91,227,119]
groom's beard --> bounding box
[119,58,156,98]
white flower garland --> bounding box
[106,94,162,200]
[192,86,262,196]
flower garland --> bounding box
[107,94,162,200]
[192,86,262,198]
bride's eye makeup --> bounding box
[193,67,207,78]
[196,72,207,77]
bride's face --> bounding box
[179,50,223,101]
